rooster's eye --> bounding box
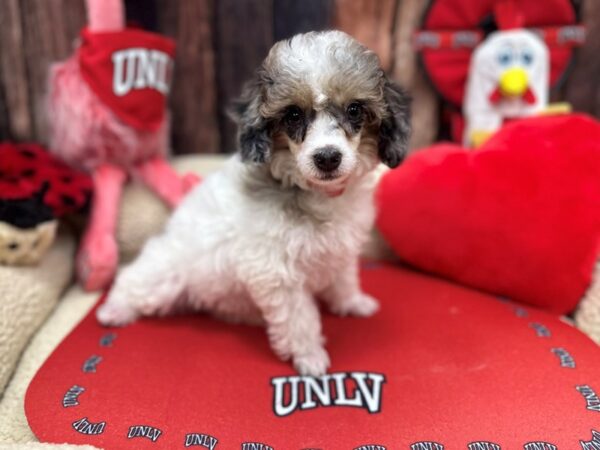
[521,48,534,66]
[497,48,513,66]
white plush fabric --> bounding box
[0,286,98,447]
[0,231,75,394]
[575,263,600,343]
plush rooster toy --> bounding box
[464,28,550,147]
[47,0,199,291]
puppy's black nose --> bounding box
[313,146,342,172]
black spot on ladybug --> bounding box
[21,169,36,178]
[20,150,36,159]
[61,195,76,206]
[8,242,19,251]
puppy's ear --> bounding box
[229,70,272,164]
[378,77,411,168]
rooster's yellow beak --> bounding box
[499,67,528,97]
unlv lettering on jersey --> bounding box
[112,48,172,97]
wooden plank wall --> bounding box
[0,0,87,142]
[0,0,598,155]
[565,0,600,116]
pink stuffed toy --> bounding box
[47,0,198,291]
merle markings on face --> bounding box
[230,31,411,196]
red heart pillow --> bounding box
[377,114,600,314]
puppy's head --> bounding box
[231,30,411,196]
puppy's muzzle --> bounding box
[313,146,342,173]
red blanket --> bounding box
[377,114,600,313]
[25,264,600,448]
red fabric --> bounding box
[421,0,577,107]
[377,114,600,314]
[0,142,92,216]
[450,110,466,143]
[494,0,525,30]
[25,263,600,448]
[488,86,503,104]
[522,87,536,104]
[78,28,175,131]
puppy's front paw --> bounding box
[330,293,380,317]
[96,299,138,327]
[293,346,330,377]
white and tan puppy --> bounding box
[97,30,411,376]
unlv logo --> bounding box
[580,430,600,449]
[127,425,162,442]
[468,443,501,450]
[242,443,274,450]
[184,433,218,449]
[271,372,385,417]
[112,48,172,96]
[576,385,600,412]
[82,355,102,373]
[410,443,444,450]
[72,417,105,435]
[62,385,85,407]
[523,443,557,450]
[551,347,576,368]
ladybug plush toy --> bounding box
[0,143,92,265]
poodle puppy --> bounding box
[97,30,411,376]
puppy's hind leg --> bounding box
[97,235,186,327]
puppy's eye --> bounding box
[346,102,364,122]
[284,106,304,126]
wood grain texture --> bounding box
[1,0,600,154]
[125,0,158,31]
[565,0,600,116]
[157,0,220,154]
[19,0,86,143]
[273,0,333,41]
[214,0,274,153]
[391,0,439,151]
[0,0,32,140]
[0,82,9,141]
[333,0,398,71]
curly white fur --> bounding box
[97,31,410,376]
